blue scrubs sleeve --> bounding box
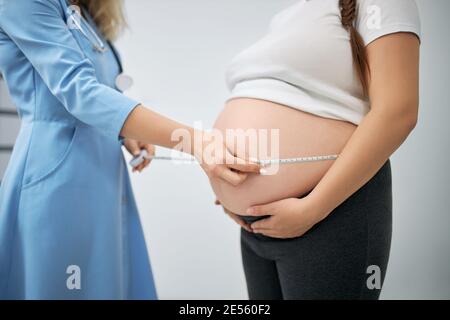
[0,0,139,138]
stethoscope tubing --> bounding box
[69,8,107,53]
[68,4,124,73]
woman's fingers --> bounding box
[254,229,279,238]
[222,209,252,232]
[215,199,252,232]
[246,202,276,216]
[227,212,252,232]
[221,206,233,215]
[251,216,275,232]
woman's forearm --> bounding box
[307,108,417,220]
[121,105,196,154]
[307,34,421,220]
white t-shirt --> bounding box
[226,0,421,125]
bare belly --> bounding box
[210,98,357,215]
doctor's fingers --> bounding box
[217,166,248,186]
[124,139,141,156]
[124,139,143,172]
[140,143,156,169]
[228,162,261,174]
[225,154,260,174]
[139,142,155,154]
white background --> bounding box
[1,0,449,299]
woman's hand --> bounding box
[195,130,260,186]
[215,199,253,233]
[123,138,155,172]
[245,197,325,239]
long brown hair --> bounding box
[71,0,127,41]
[339,0,370,96]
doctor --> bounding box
[0,0,259,299]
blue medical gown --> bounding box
[0,0,157,299]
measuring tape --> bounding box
[256,154,339,165]
[129,150,339,168]
[129,150,195,167]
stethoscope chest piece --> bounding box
[115,73,134,92]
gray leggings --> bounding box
[240,160,392,300]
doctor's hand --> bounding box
[246,197,326,239]
[195,131,261,186]
[124,139,155,173]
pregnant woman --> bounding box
[211,0,421,299]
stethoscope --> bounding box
[67,3,133,92]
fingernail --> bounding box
[259,168,268,175]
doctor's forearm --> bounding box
[120,105,196,154]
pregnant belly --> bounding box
[210,98,357,215]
